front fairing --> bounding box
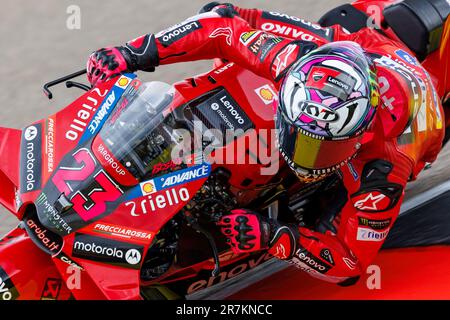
[22,76,211,298]
[35,76,210,238]
[15,62,282,299]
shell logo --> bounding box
[117,77,130,88]
[140,180,156,195]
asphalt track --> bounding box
[187,181,450,300]
[1,0,450,300]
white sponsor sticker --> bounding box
[254,84,277,105]
[357,227,389,242]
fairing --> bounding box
[0,0,448,300]
[0,61,281,299]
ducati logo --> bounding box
[312,71,325,81]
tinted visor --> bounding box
[277,110,361,175]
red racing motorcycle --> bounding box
[0,62,296,300]
[0,0,449,300]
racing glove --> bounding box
[87,34,158,86]
[217,209,300,260]
[198,2,238,17]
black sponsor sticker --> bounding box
[248,33,270,55]
[158,21,202,47]
[0,267,19,300]
[262,11,333,40]
[24,216,63,256]
[41,278,62,300]
[320,249,335,266]
[358,217,392,230]
[35,192,73,235]
[72,233,144,270]
[194,88,254,133]
[20,123,42,193]
[296,249,332,274]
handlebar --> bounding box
[43,69,88,99]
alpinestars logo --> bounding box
[290,249,332,275]
[72,233,144,269]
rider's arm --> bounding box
[126,9,321,84]
[292,159,406,284]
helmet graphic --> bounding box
[276,41,379,181]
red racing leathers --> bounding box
[101,5,445,284]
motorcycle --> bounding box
[0,0,449,300]
[0,56,311,299]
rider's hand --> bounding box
[217,209,299,259]
[198,2,238,17]
[87,46,135,87]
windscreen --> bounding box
[98,81,186,181]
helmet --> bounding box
[276,41,379,182]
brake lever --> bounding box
[43,69,87,99]
[66,81,90,92]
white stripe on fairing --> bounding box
[187,180,450,300]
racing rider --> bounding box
[86,2,448,285]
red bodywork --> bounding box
[0,61,283,299]
[231,246,450,300]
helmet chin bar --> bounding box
[279,145,359,183]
